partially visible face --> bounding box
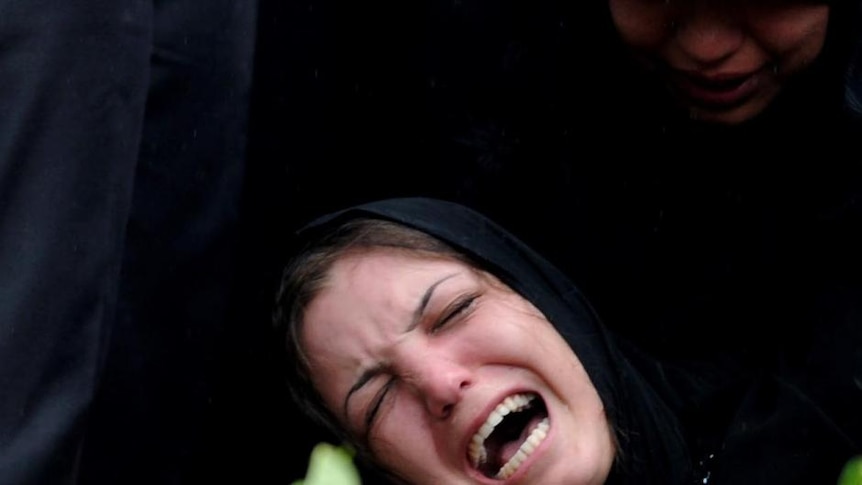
[608,0,829,124]
[301,248,615,484]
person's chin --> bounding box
[688,103,767,125]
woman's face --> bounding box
[301,248,615,484]
[608,0,829,124]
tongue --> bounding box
[498,415,544,466]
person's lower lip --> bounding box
[673,72,761,108]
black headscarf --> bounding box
[291,196,861,485]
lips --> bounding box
[467,393,550,480]
[670,68,764,109]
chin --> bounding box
[685,92,778,125]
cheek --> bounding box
[368,403,443,481]
[303,351,365,436]
[608,0,671,51]
[748,6,829,68]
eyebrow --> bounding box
[341,272,459,421]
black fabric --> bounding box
[0,1,256,484]
[0,3,151,483]
[292,197,862,484]
[78,2,257,483]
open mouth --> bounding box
[688,75,748,91]
[672,70,761,109]
[467,393,550,480]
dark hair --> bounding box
[273,218,473,453]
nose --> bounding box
[404,352,472,420]
[673,5,744,66]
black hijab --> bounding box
[291,197,860,485]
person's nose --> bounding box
[402,350,472,420]
[673,6,744,66]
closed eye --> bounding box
[431,293,479,333]
[363,376,396,441]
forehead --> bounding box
[328,248,469,295]
[303,248,472,334]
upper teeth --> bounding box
[467,393,550,479]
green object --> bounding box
[838,456,862,485]
[292,442,362,485]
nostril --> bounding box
[441,403,454,419]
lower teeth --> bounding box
[495,417,550,479]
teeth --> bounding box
[467,394,537,468]
[495,417,549,479]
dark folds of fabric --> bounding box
[0,3,151,483]
[0,1,256,484]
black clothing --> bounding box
[290,197,862,484]
[0,1,256,484]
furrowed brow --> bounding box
[407,273,458,332]
[342,272,459,420]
